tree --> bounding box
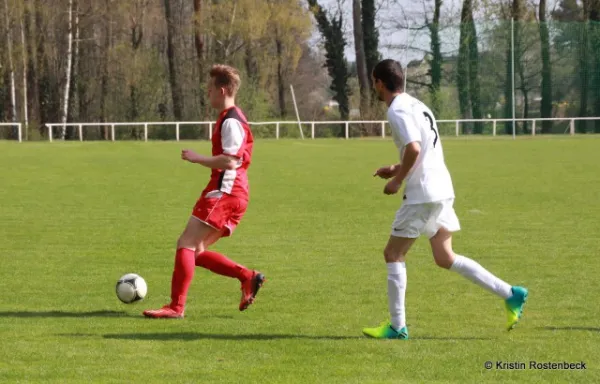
[590,0,600,132]
[163,0,184,120]
[60,0,75,140]
[385,0,448,117]
[539,0,553,133]
[577,0,591,132]
[3,0,17,126]
[429,0,442,116]
[504,0,525,134]
[308,0,351,120]
[193,0,205,116]
[361,0,379,89]
[457,0,482,133]
[457,0,471,127]
[352,0,370,115]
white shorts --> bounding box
[391,198,461,239]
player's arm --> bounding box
[181,118,244,170]
[181,151,239,170]
[383,110,421,195]
[391,142,421,183]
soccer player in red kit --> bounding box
[143,64,265,319]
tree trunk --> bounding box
[163,0,183,120]
[193,0,206,121]
[577,17,589,133]
[429,0,442,116]
[276,35,286,118]
[20,10,29,139]
[34,0,50,136]
[457,0,471,132]
[521,87,529,133]
[24,0,39,135]
[244,41,258,81]
[66,0,79,140]
[505,0,523,135]
[590,0,600,132]
[77,3,88,127]
[467,21,483,133]
[60,0,74,140]
[4,0,18,126]
[100,0,111,140]
[352,0,369,115]
[361,0,379,90]
[539,0,553,133]
[129,9,143,138]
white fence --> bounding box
[0,123,22,142]
[24,116,600,142]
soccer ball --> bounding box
[116,273,147,304]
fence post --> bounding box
[144,123,148,142]
[48,125,53,142]
[345,122,349,139]
[492,120,497,137]
[209,123,213,139]
[111,124,115,141]
[381,121,385,138]
[311,122,315,139]
[176,123,180,141]
[276,122,280,139]
[570,119,575,136]
[531,120,536,136]
[455,121,460,137]
[78,124,83,141]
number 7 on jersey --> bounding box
[423,112,438,148]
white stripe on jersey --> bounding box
[221,118,245,156]
[220,169,237,194]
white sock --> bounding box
[387,262,407,330]
[450,255,512,299]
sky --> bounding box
[313,0,561,66]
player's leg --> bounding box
[430,228,514,297]
[363,236,415,339]
[363,204,425,340]
[143,217,218,318]
[428,208,528,330]
[193,195,265,311]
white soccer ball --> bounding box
[116,273,147,304]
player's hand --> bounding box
[373,165,396,179]
[384,179,402,195]
[181,149,200,163]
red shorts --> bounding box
[191,192,248,237]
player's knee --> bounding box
[384,247,405,263]
[176,235,195,250]
[432,250,454,269]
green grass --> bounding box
[1,137,599,383]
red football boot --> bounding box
[239,271,266,311]
[143,305,184,319]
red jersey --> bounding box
[202,106,254,200]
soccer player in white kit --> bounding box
[362,59,528,339]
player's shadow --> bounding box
[0,310,135,318]
[414,336,492,341]
[103,332,362,341]
[538,326,600,332]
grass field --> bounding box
[1,137,599,383]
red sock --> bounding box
[195,250,253,282]
[169,248,196,312]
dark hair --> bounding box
[372,59,404,92]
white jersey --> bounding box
[387,93,455,204]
